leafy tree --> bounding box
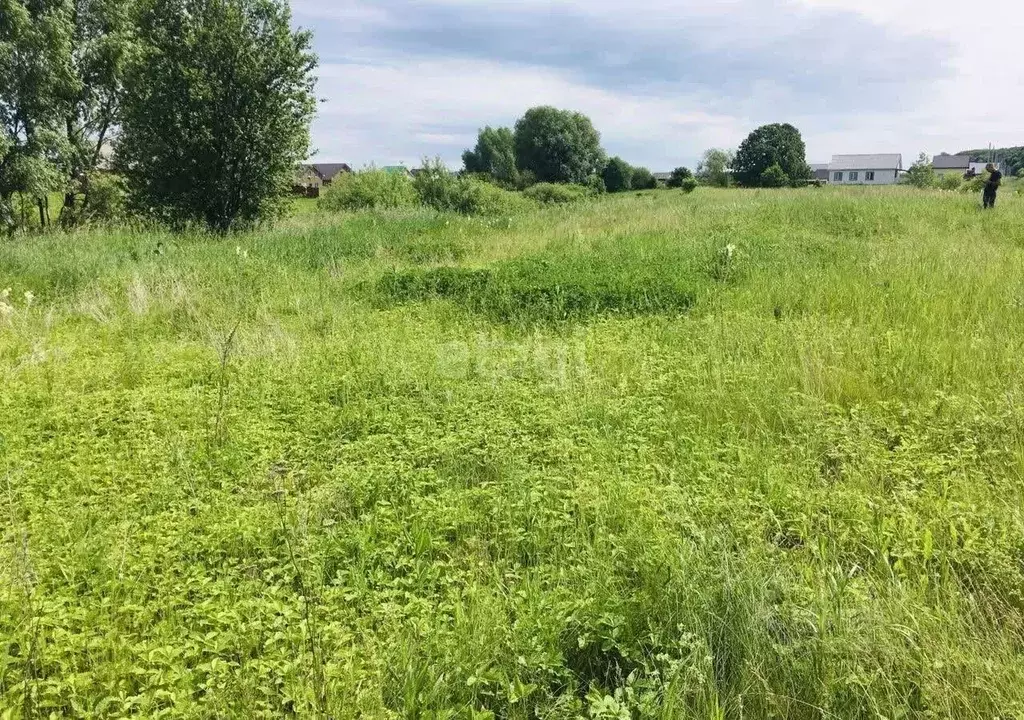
[513,106,605,185]
[631,166,657,190]
[667,167,693,188]
[902,153,936,189]
[462,126,517,186]
[697,148,734,188]
[760,163,789,188]
[680,177,698,194]
[0,0,70,228]
[601,156,633,193]
[117,0,317,232]
[0,0,136,229]
[733,123,810,187]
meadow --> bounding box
[1,186,1023,718]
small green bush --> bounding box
[680,177,699,194]
[937,173,963,191]
[960,175,986,194]
[415,159,532,216]
[760,163,790,188]
[523,183,590,205]
[320,169,418,211]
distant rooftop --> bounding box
[830,154,903,170]
[932,154,971,170]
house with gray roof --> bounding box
[828,154,903,185]
[932,154,972,175]
[296,163,352,188]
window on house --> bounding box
[865,171,875,181]
[849,171,859,181]
[833,172,843,182]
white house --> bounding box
[828,154,903,185]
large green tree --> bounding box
[1,0,69,228]
[117,0,317,232]
[513,106,605,185]
[733,123,810,187]
[462,126,517,186]
[0,0,134,229]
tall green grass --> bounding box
[1,187,1023,718]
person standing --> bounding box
[983,163,1003,209]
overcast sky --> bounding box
[292,0,1022,171]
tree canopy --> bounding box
[117,0,317,232]
[0,0,134,229]
[733,123,809,187]
[667,167,693,188]
[462,126,517,186]
[513,106,605,185]
[601,156,633,193]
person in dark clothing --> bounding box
[983,163,1002,209]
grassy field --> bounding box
[1,187,1023,718]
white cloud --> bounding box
[299,0,1023,169]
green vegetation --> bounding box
[117,0,317,232]
[667,167,694,189]
[697,148,734,188]
[0,0,133,230]
[2,187,1023,717]
[733,124,810,188]
[320,169,419,212]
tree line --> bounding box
[1,0,316,234]
[462,110,814,192]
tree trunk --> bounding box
[38,198,47,228]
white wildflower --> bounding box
[24,290,34,306]
[0,288,10,300]
[0,301,13,319]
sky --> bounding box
[292,0,1023,171]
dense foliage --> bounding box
[0,0,133,229]
[903,153,937,188]
[513,106,605,185]
[697,148,734,187]
[462,126,518,187]
[733,123,810,187]
[631,167,657,190]
[601,156,634,193]
[667,167,694,188]
[319,168,418,211]
[117,0,317,232]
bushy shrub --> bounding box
[680,177,699,194]
[631,167,657,190]
[585,173,607,195]
[320,169,418,211]
[523,183,590,205]
[960,174,986,194]
[760,163,790,188]
[415,158,532,216]
[937,173,963,191]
